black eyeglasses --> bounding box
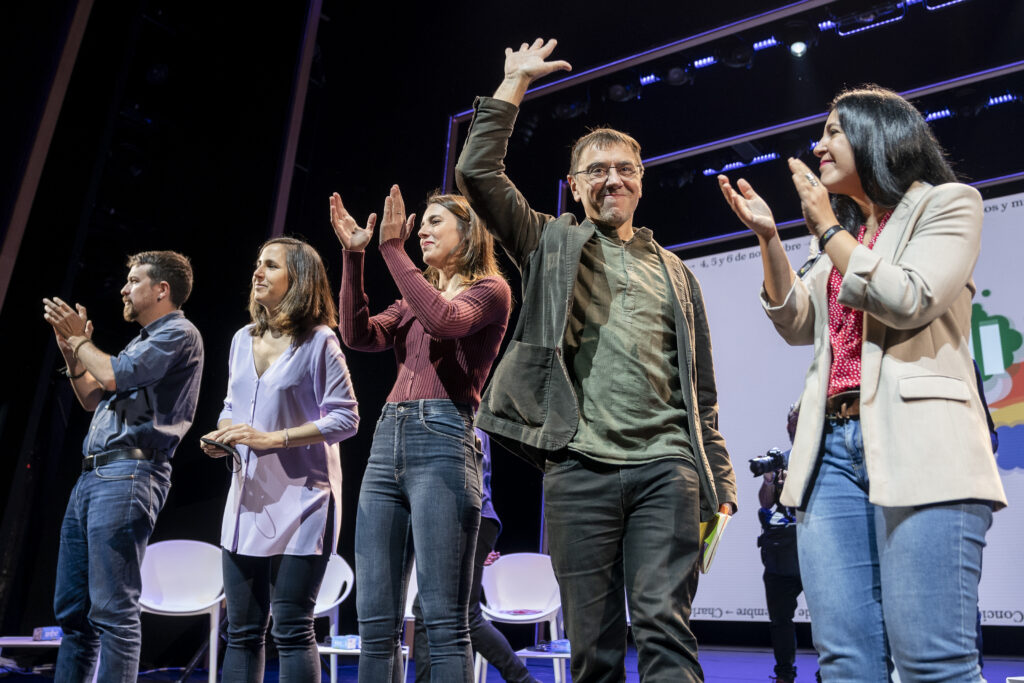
[571,163,642,181]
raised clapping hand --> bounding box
[378,184,416,245]
[717,176,778,241]
[786,157,838,237]
[330,192,377,252]
[720,159,841,241]
[503,38,572,85]
[43,297,93,342]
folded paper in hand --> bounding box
[699,512,730,573]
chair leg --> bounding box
[474,652,488,683]
[548,614,565,683]
[329,607,339,683]
[209,605,219,683]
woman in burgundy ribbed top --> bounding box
[330,184,511,682]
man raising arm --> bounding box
[456,39,737,683]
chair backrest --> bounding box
[314,554,355,616]
[140,540,223,612]
[480,553,560,613]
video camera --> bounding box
[748,447,788,477]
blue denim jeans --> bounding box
[413,517,538,683]
[355,400,481,683]
[53,458,171,683]
[797,418,991,682]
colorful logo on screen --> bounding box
[971,296,1024,471]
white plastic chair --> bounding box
[476,553,564,683]
[139,540,224,683]
[316,557,412,682]
[314,554,355,683]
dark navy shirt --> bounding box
[83,310,204,459]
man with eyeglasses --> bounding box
[42,251,204,682]
[456,39,737,682]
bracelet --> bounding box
[817,224,843,250]
[59,365,87,380]
[72,337,93,358]
[283,428,290,448]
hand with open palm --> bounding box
[329,192,377,252]
[717,175,778,241]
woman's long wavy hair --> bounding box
[248,237,338,338]
[422,193,504,289]
[829,85,957,232]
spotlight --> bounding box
[605,81,640,103]
[665,66,694,87]
[552,100,589,120]
[987,92,1020,107]
[924,108,954,122]
[714,36,753,69]
[780,20,816,58]
[833,3,906,37]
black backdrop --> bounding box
[2,0,1022,669]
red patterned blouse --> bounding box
[826,211,893,396]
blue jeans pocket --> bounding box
[94,460,139,480]
[420,413,470,443]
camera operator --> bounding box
[753,406,809,683]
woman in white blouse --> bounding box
[201,237,359,682]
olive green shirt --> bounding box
[565,224,694,466]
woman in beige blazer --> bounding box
[719,86,1006,682]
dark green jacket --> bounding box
[455,97,737,521]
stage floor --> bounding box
[4,645,1021,680]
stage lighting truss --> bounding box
[441,0,997,193]
[818,0,976,36]
[922,91,1020,121]
[612,0,976,88]
[702,153,780,177]
[553,79,1022,216]
[987,92,1021,106]
[688,87,1019,179]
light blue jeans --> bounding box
[355,400,481,683]
[797,418,991,682]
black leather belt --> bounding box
[825,391,860,420]
[82,448,159,472]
